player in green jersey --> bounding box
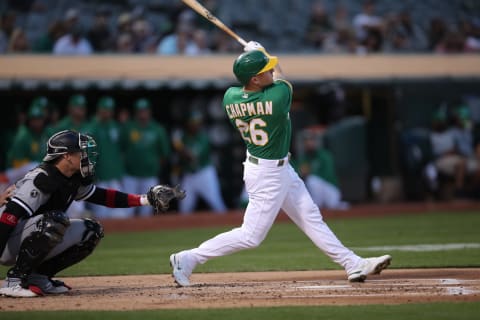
[84,96,126,218]
[169,41,391,286]
[121,98,171,217]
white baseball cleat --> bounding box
[0,278,41,298]
[170,253,194,287]
[347,254,392,282]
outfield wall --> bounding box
[0,54,479,86]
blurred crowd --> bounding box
[400,98,480,201]
[0,0,479,55]
[0,0,239,55]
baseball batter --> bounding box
[0,130,184,298]
[170,42,391,286]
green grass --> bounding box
[1,303,479,320]
[1,211,479,318]
[1,211,479,276]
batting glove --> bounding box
[244,41,265,52]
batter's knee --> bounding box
[240,230,265,249]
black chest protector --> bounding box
[33,163,91,214]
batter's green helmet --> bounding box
[233,50,278,85]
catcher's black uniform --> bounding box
[0,161,148,291]
[0,130,148,296]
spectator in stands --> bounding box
[352,0,384,44]
[305,1,333,50]
[6,27,30,53]
[296,131,348,210]
[115,33,135,53]
[323,28,358,54]
[0,15,8,53]
[121,98,171,217]
[384,11,426,52]
[435,31,466,54]
[63,8,79,32]
[131,19,157,53]
[172,111,226,214]
[428,17,448,51]
[0,11,16,41]
[463,19,480,52]
[211,31,238,53]
[116,13,133,36]
[356,28,383,54]
[428,108,470,198]
[85,96,127,218]
[450,105,480,196]
[156,22,198,55]
[87,8,113,52]
[332,4,351,32]
[33,20,66,53]
[53,25,93,55]
[190,29,211,55]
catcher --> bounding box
[0,130,185,297]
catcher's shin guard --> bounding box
[35,218,104,277]
[8,211,70,280]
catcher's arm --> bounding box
[85,184,185,213]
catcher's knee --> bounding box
[33,218,103,277]
[81,218,104,252]
[38,211,71,246]
[15,211,70,271]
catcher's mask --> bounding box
[233,50,278,85]
[43,130,98,178]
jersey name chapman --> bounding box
[225,101,273,119]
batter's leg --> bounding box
[281,165,361,273]
[171,162,289,286]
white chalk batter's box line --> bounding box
[353,243,480,252]
[293,278,480,296]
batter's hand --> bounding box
[244,41,265,52]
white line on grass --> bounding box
[353,243,480,252]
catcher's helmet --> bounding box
[233,50,278,85]
[43,130,98,178]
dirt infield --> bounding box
[1,268,479,311]
[1,201,479,311]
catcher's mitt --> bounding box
[147,184,186,212]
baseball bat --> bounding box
[181,0,248,47]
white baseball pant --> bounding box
[186,153,362,274]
